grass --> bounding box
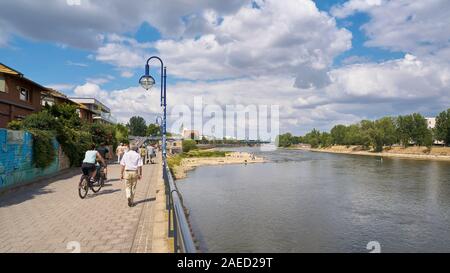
[167,150,230,170]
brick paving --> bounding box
[0,159,164,253]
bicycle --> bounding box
[78,164,106,199]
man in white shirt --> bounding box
[120,144,143,207]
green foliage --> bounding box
[287,113,433,152]
[147,123,161,137]
[435,109,450,146]
[21,111,58,131]
[44,103,82,129]
[276,133,293,147]
[14,103,126,167]
[182,139,198,153]
[127,116,147,136]
[7,120,23,130]
[396,113,431,147]
[304,129,321,148]
[89,123,115,146]
[29,129,56,169]
[330,125,347,145]
[115,123,129,144]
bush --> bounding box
[89,123,116,146]
[29,129,56,169]
[182,139,198,153]
[21,111,58,131]
[7,120,23,130]
[57,126,92,167]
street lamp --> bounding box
[156,116,164,137]
[139,56,167,160]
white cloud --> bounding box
[0,0,250,49]
[73,82,108,98]
[66,61,88,67]
[85,75,115,85]
[94,35,153,69]
[47,83,75,92]
[120,71,134,78]
[332,0,450,61]
[155,0,352,81]
[331,0,384,18]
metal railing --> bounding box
[162,159,197,253]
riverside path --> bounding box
[0,157,170,253]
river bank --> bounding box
[292,145,450,161]
[170,152,266,180]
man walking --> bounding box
[146,144,156,164]
[120,144,143,207]
[116,143,125,164]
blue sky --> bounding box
[0,0,449,135]
[0,0,402,90]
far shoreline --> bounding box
[290,145,450,162]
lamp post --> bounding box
[139,56,167,161]
[156,116,164,137]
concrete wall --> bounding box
[0,129,70,192]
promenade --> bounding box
[0,158,169,253]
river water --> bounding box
[176,148,450,253]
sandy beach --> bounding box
[293,145,450,162]
[171,152,266,180]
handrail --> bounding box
[163,158,197,253]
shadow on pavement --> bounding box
[91,189,121,197]
[134,197,156,206]
[0,168,79,208]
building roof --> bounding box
[0,63,47,90]
[69,97,111,113]
[0,63,23,76]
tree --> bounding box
[277,133,293,147]
[396,115,414,147]
[147,123,161,137]
[344,124,363,145]
[304,129,321,148]
[411,113,432,146]
[320,132,333,147]
[435,109,450,146]
[89,123,115,146]
[182,139,198,153]
[45,103,82,129]
[115,123,129,144]
[127,116,147,136]
[374,117,397,147]
[330,125,347,145]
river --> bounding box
[176,148,450,253]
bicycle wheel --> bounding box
[78,176,89,199]
[91,177,102,193]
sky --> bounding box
[0,0,449,136]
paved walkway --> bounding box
[0,158,169,253]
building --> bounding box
[167,137,183,155]
[70,98,117,124]
[426,117,436,129]
[0,63,46,128]
[182,129,200,140]
[42,89,95,123]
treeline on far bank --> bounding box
[277,108,450,152]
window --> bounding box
[19,87,30,101]
[0,75,6,92]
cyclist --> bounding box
[81,144,107,183]
[96,142,109,179]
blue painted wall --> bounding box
[0,129,64,191]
